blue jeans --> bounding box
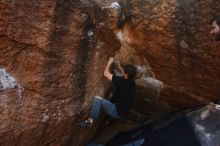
[89,96,121,120]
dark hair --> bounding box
[123,65,136,79]
[210,15,220,26]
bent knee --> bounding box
[94,96,103,100]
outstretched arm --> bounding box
[104,57,114,81]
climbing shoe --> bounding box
[79,119,94,128]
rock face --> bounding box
[0,0,220,145]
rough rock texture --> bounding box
[119,0,220,120]
[0,0,220,145]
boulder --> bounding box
[0,0,220,145]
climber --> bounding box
[80,57,136,127]
[210,14,220,41]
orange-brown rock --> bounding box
[0,0,220,145]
